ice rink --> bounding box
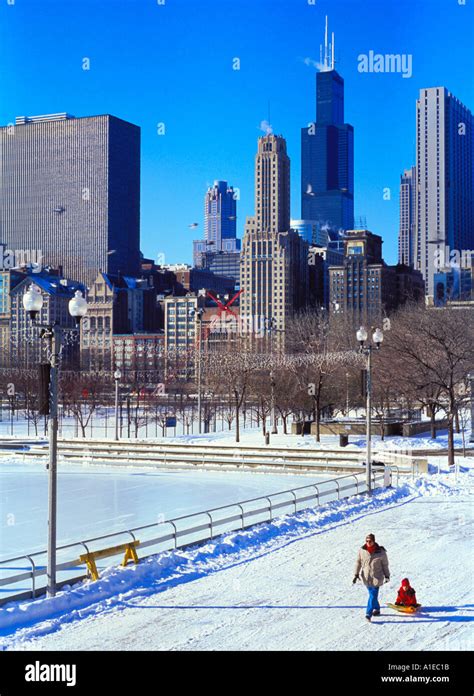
[1,460,332,557]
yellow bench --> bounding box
[79,541,140,581]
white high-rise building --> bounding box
[414,87,473,295]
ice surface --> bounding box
[0,460,332,557]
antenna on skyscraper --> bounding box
[324,16,329,69]
[354,216,368,230]
[320,16,335,72]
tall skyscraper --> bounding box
[193,181,240,264]
[414,87,474,295]
[399,166,416,266]
[193,180,241,285]
[204,180,237,248]
[254,134,291,233]
[0,113,141,288]
[301,18,354,232]
[240,135,308,333]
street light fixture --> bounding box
[114,368,122,441]
[22,285,44,320]
[68,290,88,326]
[23,284,88,597]
[356,325,383,495]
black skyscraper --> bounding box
[0,113,141,287]
[301,68,354,233]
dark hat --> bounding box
[366,533,375,541]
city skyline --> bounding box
[1,0,473,269]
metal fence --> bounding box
[0,469,393,606]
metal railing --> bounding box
[0,469,394,606]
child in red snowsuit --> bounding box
[395,578,418,607]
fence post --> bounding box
[313,485,320,506]
[207,512,213,539]
[25,555,36,598]
[237,504,245,529]
[266,497,273,521]
[169,521,178,549]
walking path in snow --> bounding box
[2,462,472,652]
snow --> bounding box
[1,414,471,452]
[1,458,472,651]
[104,426,472,452]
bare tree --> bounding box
[206,349,270,443]
[250,370,272,436]
[286,310,364,441]
[61,372,104,438]
[273,365,301,434]
[19,370,43,436]
[386,303,474,468]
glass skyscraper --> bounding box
[301,69,354,232]
[193,181,240,267]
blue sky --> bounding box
[0,0,472,266]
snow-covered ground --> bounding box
[130,426,473,452]
[1,458,472,651]
[0,411,261,440]
[1,412,471,452]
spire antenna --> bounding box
[324,15,329,69]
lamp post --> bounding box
[23,285,87,597]
[114,368,122,441]
[264,317,283,436]
[190,292,206,434]
[469,372,474,444]
[345,371,350,416]
[356,326,384,495]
